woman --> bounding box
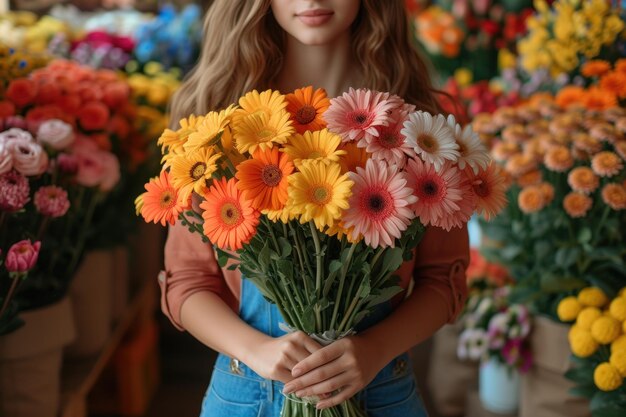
[161,1,469,416]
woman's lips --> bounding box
[296,9,334,26]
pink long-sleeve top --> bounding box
[160,221,470,331]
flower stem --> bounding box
[329,242,357,330]
[309,221,323,332]
[0,275,22,321]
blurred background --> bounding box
[1,1,625,417]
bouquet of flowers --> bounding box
[557,286,626,415]
[474,94,626,318]
[458,285,532,372]
[137,86,505,416]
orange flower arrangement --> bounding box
[581,60,612,78]
[285,86,330,134]
[583,87,618,111]
[600,71,626,99]
[555,86,586,109]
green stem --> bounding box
[264,217,280,253]
[309,221,323,332]
[329,242,357,330]
[338,295,361,333]
[0,276,21,320]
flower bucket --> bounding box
[520,315,590,417]
[0,296,76,417]
[66,250,113,357]
[479,358,520,414]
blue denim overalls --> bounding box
[199,278,429,417]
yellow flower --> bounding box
[612,336,626,355]
[577,307,602,330]
[169,146,223,205]
[578,287,609,308]
[262,207,296,223]
[610,349,626,377]
[233,89,288,124]
[569,325,584,343]
[620,287,626,298]
[610,298,626,322]
[287,161,353,231]
[147,84,170,107]
[282,129,345,168]
[144,61,163,76]
[594,363,623,391]
[159,114,207,153]
[134,192,146,216]
[185,106,236,152]
[591,316,622,344]
[454,68,473,87]
[498,49,517,70]
[233,111,294,155]
[558,296,582,322]
[570,329,599,358]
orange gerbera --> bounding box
[563,192,592,218]
[583,87,618,111]
[555,86,585,109]
[200,177,260,250]
[568,167,599,194]
[141,170,186,226]
[544,146,574,172]
[518,185,545,214]
[337,141,369,174]
[592,151,623,177]
[235,147,294,211]
[285,86,330,134]
[581,60,611,78]
[601,183,626,210]
[616,59,626,74]
[600,71,626,99]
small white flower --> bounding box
[37,119,75,150]
[402,111,459,171]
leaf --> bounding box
[276,259,293,281]
[301,305,316,333]
[382,247,404,274]
[358,278,371,298]
[258,242,271,271]
[540,274,587,293]
[500,245,523,261]
[578,228,592,244]
[351,310,370,327]
[278,237,292,258]
[568,384,597,400]
[555,247,581,268]
[366,286,404,308]
[329,260,343,274]
[590,391,626,417]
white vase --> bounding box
[479,358,520,414]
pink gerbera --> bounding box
[0,170,30,211]
[343,159,417,248]
[434,173,476,231]
[324,88,401,143]
[362,108,413,168]
[34,185,71,218]
[405,158,463,226]
[466,163,508,220]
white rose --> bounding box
[37,119,75,150]
[0,128,33,144]
[8,138,49,176]
[0,142,13,174]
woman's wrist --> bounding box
[235,331,272,366]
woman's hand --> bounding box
[281,334,385,410]
[247,331,323,384]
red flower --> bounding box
[481,20,500,37]
[0,101,16,118]
[6,79,38,107]
[35,83,62,105]
[108,114,131,139]
[78,102,110,131]
[57,95,82,115]
[103,82,130,108]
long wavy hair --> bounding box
[170,0,441,124]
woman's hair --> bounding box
[170,0,441,124]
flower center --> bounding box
[361,188,394,221]
[473,180,490,198]
[308,151,323,159]
[160,190,176,209]
[261,164,282,187]
[417,133,439,152]
[378,130,402,149]
[348,110,372,127]
[257,128,276,140]
[456,139,467,156]
[416,175,446,203]
[190,162,206,180]
[310,184,331,205]
[220,202,241,226]
[18,146,30,155]
[295,105,316,125]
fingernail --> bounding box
[292,368,302,377]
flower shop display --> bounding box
[557,286,626,416]
[409,0,534,83]
[137,86,506,416]
[457,284,532,413]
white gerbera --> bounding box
[446,114,490,174]
[402,111,459,170]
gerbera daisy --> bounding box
[282,129,345,167]
[517,170,543,187]
[233,111,294,155]
[342,159,416,248]
[364,109,413,168]
[338,141,369,174]
[616,59,626,74]
[200,177,260,250]
[581,60,611,78]
[325,220,361,243]
[555,86,586,109]
[323,88,400,143]
[568,167,599,194]
[287,161,353,231]
[600,71,626,99]
[235,147,293,211]
[591,151,623,177]
[544,146,574,172]
[402,111,459,171]
[157,114,206,153]
[563,192,592,218]
[169,147,223,206]
[446,115,489,174]
[601,183,626,210]
[505,153,537,177]
[134,191,146,216]
[517,185,545,214]
[405,158,463,226]
[435,174,476,231]
[233,89,288,123]
[583,87,618,111]
[285,86,330,134]
[141,170,185,226]
[465,163,508,220]
[262,206,297,223]
[184,105,236,152]
[491,141,520,163]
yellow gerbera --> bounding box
[262,206,297,223]
[233,89,288,123]
[157,114,206,153]
[282,129,345,168]
[169,147,223,205]
[287,161,353,230]
[184,105,236,152]
[234,111,294,155]
[161,146,185,170]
